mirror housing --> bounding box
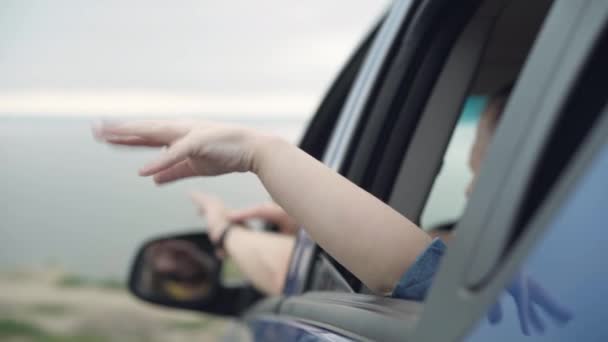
[128,230,264,317]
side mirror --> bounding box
[128,231,263,317]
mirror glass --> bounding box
[131,233,221,304]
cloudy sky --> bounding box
[0,0,387,118]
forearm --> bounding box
[224,226,295,296]
[254,138,432,294]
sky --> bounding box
[0,0,388,118]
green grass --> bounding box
[0,318,46,338]
[56,274,124,291]
[0,269,35,282]
[56,274,88,288]
[166,318,212,331]
[94,278,125,291]
[0,318,107,342]
[222,259,245,282]
[28,303,72,316]
[37,334,107,342]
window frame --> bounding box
[412,1,608,340]
[289,0,420,295]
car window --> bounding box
[305,0,553,296]
[414,0,553,232]
[420,96,487,229]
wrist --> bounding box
[250,135,292,175]
[214,222,236,251]
[208,219,230,243]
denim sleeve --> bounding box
[391,238,446,301]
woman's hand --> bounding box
[93,120,276,184]
[229,202,299,235]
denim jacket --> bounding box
[391,238,446,301]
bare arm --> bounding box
[95,121,432,294]
[255,138,431,293]
[224,227,294,296]
[189,192,294,296]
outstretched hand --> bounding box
[93,120,275,184]
[487,273,573,335]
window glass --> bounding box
[420,96,487,229]
[466,141,608,341]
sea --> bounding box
[0,105,481,279]
[0,116,305,279]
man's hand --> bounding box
[189,192,232,244]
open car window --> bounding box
[420,96,486,229]
[306,0,554,295]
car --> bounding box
[126,0,608,340]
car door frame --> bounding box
[412,1,608,340]
[282,0,420,297]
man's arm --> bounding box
[224,227,295,296]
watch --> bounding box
[214,222,236,251]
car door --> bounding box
[413,1,608,340]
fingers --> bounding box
[104,136,166,147]
[487,300,503,324]
[528,279,573,324]
[512,279,531,336]
[93,120,189,146]
[528,301,545,334]
[140,136,193,177]
[153,160,197,184]
[96,120,184,138]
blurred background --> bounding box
[0,1,387,341]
